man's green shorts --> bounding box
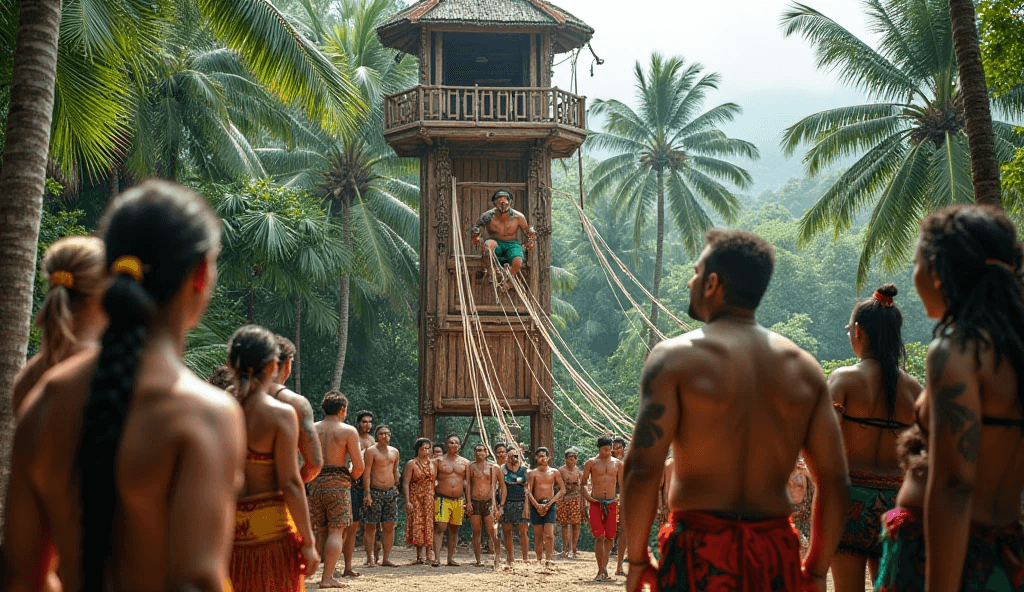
[492,239,524,265]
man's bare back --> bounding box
[316,416,362,473]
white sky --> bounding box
[548,0,879,192]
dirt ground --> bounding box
[304,545,873,592]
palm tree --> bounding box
[0,0,62,525]
[781,0,1024,286]
[948,0,1002,206]
[586,53,759,351]
[259,0,420,390]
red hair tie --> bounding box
[873,291,894,307]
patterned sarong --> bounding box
[839,471,902,559]
[308,465,352,529]
[405,460,435,547]
[875,506,1024,591]
[656,510,810,592]
[557,484,582,525]
[230,492,304,592]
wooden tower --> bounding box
[376,0,592,453]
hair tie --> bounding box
[49,270,74,289]
[873,291,894,307]
[985,258,1015,272]
[112,255,144,282]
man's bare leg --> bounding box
[543,523,555,566]
[380,522,396,566]
[559,524,569,557]
[316,526,328,558]
[571,524,580,558]
[483,515,499,569]
[594,536,609,580]
[363,522,378,567]
[509,256,523,276]
[615,533,626,575]
[342,522,360,577]
[533,525,544,563]
[432,521,446,567]
[831,554,869,592]
[518,525,530,562]
[319,527,347,588]
[502,524,514,566]
[446,523,460,566]
[470,514,484,565]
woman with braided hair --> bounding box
[13,235,106,415]
[225,324,319,592]
[4,180,246,592]
[828,283,921,591]
[875,204,1024,591]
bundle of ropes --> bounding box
[448,181,685,457]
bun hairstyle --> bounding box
[78,180,220,590]
[36,235,106,366]
[227,324,280,402]
[851,283,905,425]
[918,204,1024,406]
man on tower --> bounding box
[471,189,535,292]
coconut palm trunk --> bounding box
[0,0,63,524]
[331,198,351,391]
[647,169,666,353]
[949,0,1002,207]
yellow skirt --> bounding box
[229,492,304,592]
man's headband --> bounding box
[492,190,512,202]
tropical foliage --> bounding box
[586,53,759,349]
[780,0,1024,286]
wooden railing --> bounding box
[384,86,585,130]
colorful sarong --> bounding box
[435,495,465,526]
[875,507,1024,591]
[839,471,902,559]
[557,488,582,525]
[308,465,352,530]
[656,510,810,592]
[230,493,304,592]
[406,461,435,547]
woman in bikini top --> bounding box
[897,204,1024,588]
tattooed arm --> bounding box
[471,210,495,245]
[294,396,324,483]
[924,340,979,592]
[800,355,849,584]
[622,342,678,584]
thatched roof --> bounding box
[377,0,594,55]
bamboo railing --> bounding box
[384,85,585,130]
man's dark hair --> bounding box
[492,189,512,202]
[275,335,296,362]
[432,443,444,451]
[321,391,348,416]
[375,424,391,437]
[446,433,461,443]
[207,364,234,390]
[613,436,627,448]
[702,229,776,309]
[493,441,508,453]
[534,446,550,459]
[474,443,486,451]
[356,410,374,424]
[597,435,613,448]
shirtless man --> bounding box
[471,189,535,292]
[582,435,623,581]
[346,410,376,571]
[310,391,365,589]
[611,436,627,576]
[362,425,401,568]
[527,447,566,566]
[272,335,324,483]
[467,443,506,567]
[622,229,850,592]
[432,443,444,460]
[433,434,470,567]
[493,441,508,469]
[557,448,584,558]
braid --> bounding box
[920,205,1024,407]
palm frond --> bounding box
[927,131,973,208]
[780,103,904,157]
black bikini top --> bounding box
[914,407,1024,436]
[833,403,911,431]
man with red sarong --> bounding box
[621,229,851,592]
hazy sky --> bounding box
[548,0,879,193]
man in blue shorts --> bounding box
[527,447,566,566]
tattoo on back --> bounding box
[635,358,667,448]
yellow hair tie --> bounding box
[49,270,74,289]
[112,255,144,282]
